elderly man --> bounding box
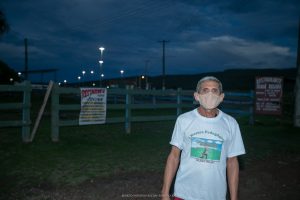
[161,76,245,200]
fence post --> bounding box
[125,86,132,134]
[51,83,60,141]
[22,81,31,142]
[177,88,182,116]
[152,88,156,105]
[249,90,255,125]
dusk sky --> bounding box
[0,0,299,83]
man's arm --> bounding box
[227,156,240,200]
[161,146,181,200]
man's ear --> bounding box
[194,92,200,101]
[219,93,225,102]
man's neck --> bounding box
[197,106,218,118]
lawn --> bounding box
[1,93,300,199]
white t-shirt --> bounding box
[170,108,245,200]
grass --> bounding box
[0,119,174,196]
[1,91,300,199]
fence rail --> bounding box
[0,82,254,142]
[0,81,32,142]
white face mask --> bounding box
[198,92,224,110]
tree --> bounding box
[0,10,9,36]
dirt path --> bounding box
[7,156,300,200]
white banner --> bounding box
[79,88,107,125]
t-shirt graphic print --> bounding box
[190,137,223,163]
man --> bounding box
[161,76,245,200]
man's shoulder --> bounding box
[177,109,197,121]
[219,110,238,124]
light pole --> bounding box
[77,76,81,87]
[98,60,104,86]
[101,73,104,87]
[99,47,105,87]
[99,47,105,58]
[90,70,94,86]
[82,70,86,86]
[120,70,124,87]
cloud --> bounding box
[167,35,295,74]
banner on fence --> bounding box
[79,88,107,125]
[255,77,283,115]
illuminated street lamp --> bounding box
[120,70,125,87]
[98,46,105,87]
[90,70,94,74]
[99,60,104,87]
[82,70,86,76]
[99,47,105,58]
[77,76,81,87]
[18,72,22,76]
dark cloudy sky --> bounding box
[0,0,299,83]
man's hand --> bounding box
[160,194,171,200]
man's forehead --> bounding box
[201,80,219,87]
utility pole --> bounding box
[24,38,28,80]
[158,40,169,90]
[145,60,149,89]
[294,18,300,127]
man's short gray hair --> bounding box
[196,76,223,93]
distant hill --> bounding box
[146,68,297,91]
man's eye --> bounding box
[212,89,219,93]
[202,88,209,93]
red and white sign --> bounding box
[255,77,283,115]
[79,88,107,125]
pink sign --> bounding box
[255,77,283,115]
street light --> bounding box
[98,47,105,85]
[81,70,86,86]
[77,76,81,87]
[90,70,94,74]
[99,47,105,57]
[99,60,104,87]
[120,70,124,87]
